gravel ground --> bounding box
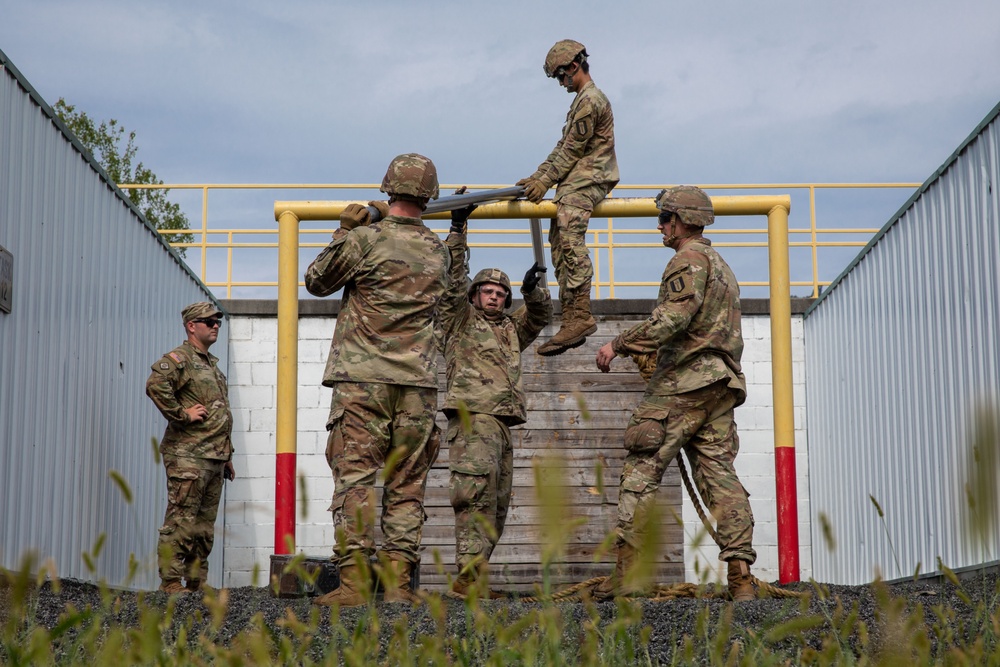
[3,572,999,663]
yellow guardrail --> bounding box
[119,182,920,299]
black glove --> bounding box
[521,262,546,294]
[449,204,477,234]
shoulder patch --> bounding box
[159,362,170,370]
[574,117,590,137]
[666,267,695,301]
[168,352,183,363]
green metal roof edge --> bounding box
[0,47,226,317]
[804,97,1000,319]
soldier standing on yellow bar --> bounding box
[594,186,757,602]
[146,302,235,595]
[438,197,551,596]
[304,153,449,607]
[518,39,619,356]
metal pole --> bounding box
[275,209,299,555]
[767,202,800,583]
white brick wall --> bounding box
[222,313,811,588]
[682,315,811,584]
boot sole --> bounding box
[536,324,597,357]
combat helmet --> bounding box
[655,185,715,227]
[380,153,440,202]
[468,268,513,309]
[544,39,587,78]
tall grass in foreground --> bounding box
[5,409,1000,664]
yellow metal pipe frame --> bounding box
[272,194,798,574]
[275,209,300,553]
[272,195,791,221]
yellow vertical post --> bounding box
[275,209,299,554]
[767,202,800,583]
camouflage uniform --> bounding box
[609,237,756,564]
[305,213,449,568]
[146,336,233,584]
[439,231,551,574]
[530,80,619,300]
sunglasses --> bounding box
[193,317,223,328]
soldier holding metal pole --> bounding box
[438,193,551,597]
[305,153,450,607]
[518,39,619,357]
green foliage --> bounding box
[52,98,193,256]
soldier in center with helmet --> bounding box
[438,195,552,597]
[594,186,758,602]
[304,153,450,607]
[518,39,619,357]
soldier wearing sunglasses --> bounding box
[146,301,235,595]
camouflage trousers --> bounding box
[325,381,441,568]
[549,203,594,297]
[447,413,513,570]
[158,455,226,583]
[616,381,756,563]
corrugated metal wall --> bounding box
[805,101,1000,584]
[0,50,226,590]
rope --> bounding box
[675,450,718,544]
[445,574,804,603]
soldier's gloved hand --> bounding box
[450,204,477,234]
[521,262,546,294]
[367,200,389,221]
[519,178,547,203]
[449,186,476,233]
[340,203,371,230]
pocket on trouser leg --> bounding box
[624,417,667,454]
[450,472,491,556]
[166,467,201,508]
[616,475,652,529]
[447,420,492,476]
[325,417,345,469]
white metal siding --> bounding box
[805,102,1000,584]
[0,52,226,590]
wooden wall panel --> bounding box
[407,317,684,592]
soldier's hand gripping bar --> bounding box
[364,186,527,223]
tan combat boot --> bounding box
[185,579,217,595]
[158,579,187,595]
[451,561,503,600]
[313,564,367,608]
[593,543,641,601]
[381,559,421,604]
[727,560,756,602]
[537,288,597,356]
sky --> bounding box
[2,0,999,297]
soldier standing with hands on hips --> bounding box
[594,186,757,602]
[438,193,551,597]
[518,39,619,357]
[146,302,235,595]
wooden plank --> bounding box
[524,391,641,411]
[522,372,647,393]
[408,479,683,506]
[417,522,685,545]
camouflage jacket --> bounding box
[146,341,233,460]
[304,214,449,388]
[611,238,746,403]
[530,81,620,210]
[439,232,552,425]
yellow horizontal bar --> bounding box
[273,195,792,222]
[123,182,920,191]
